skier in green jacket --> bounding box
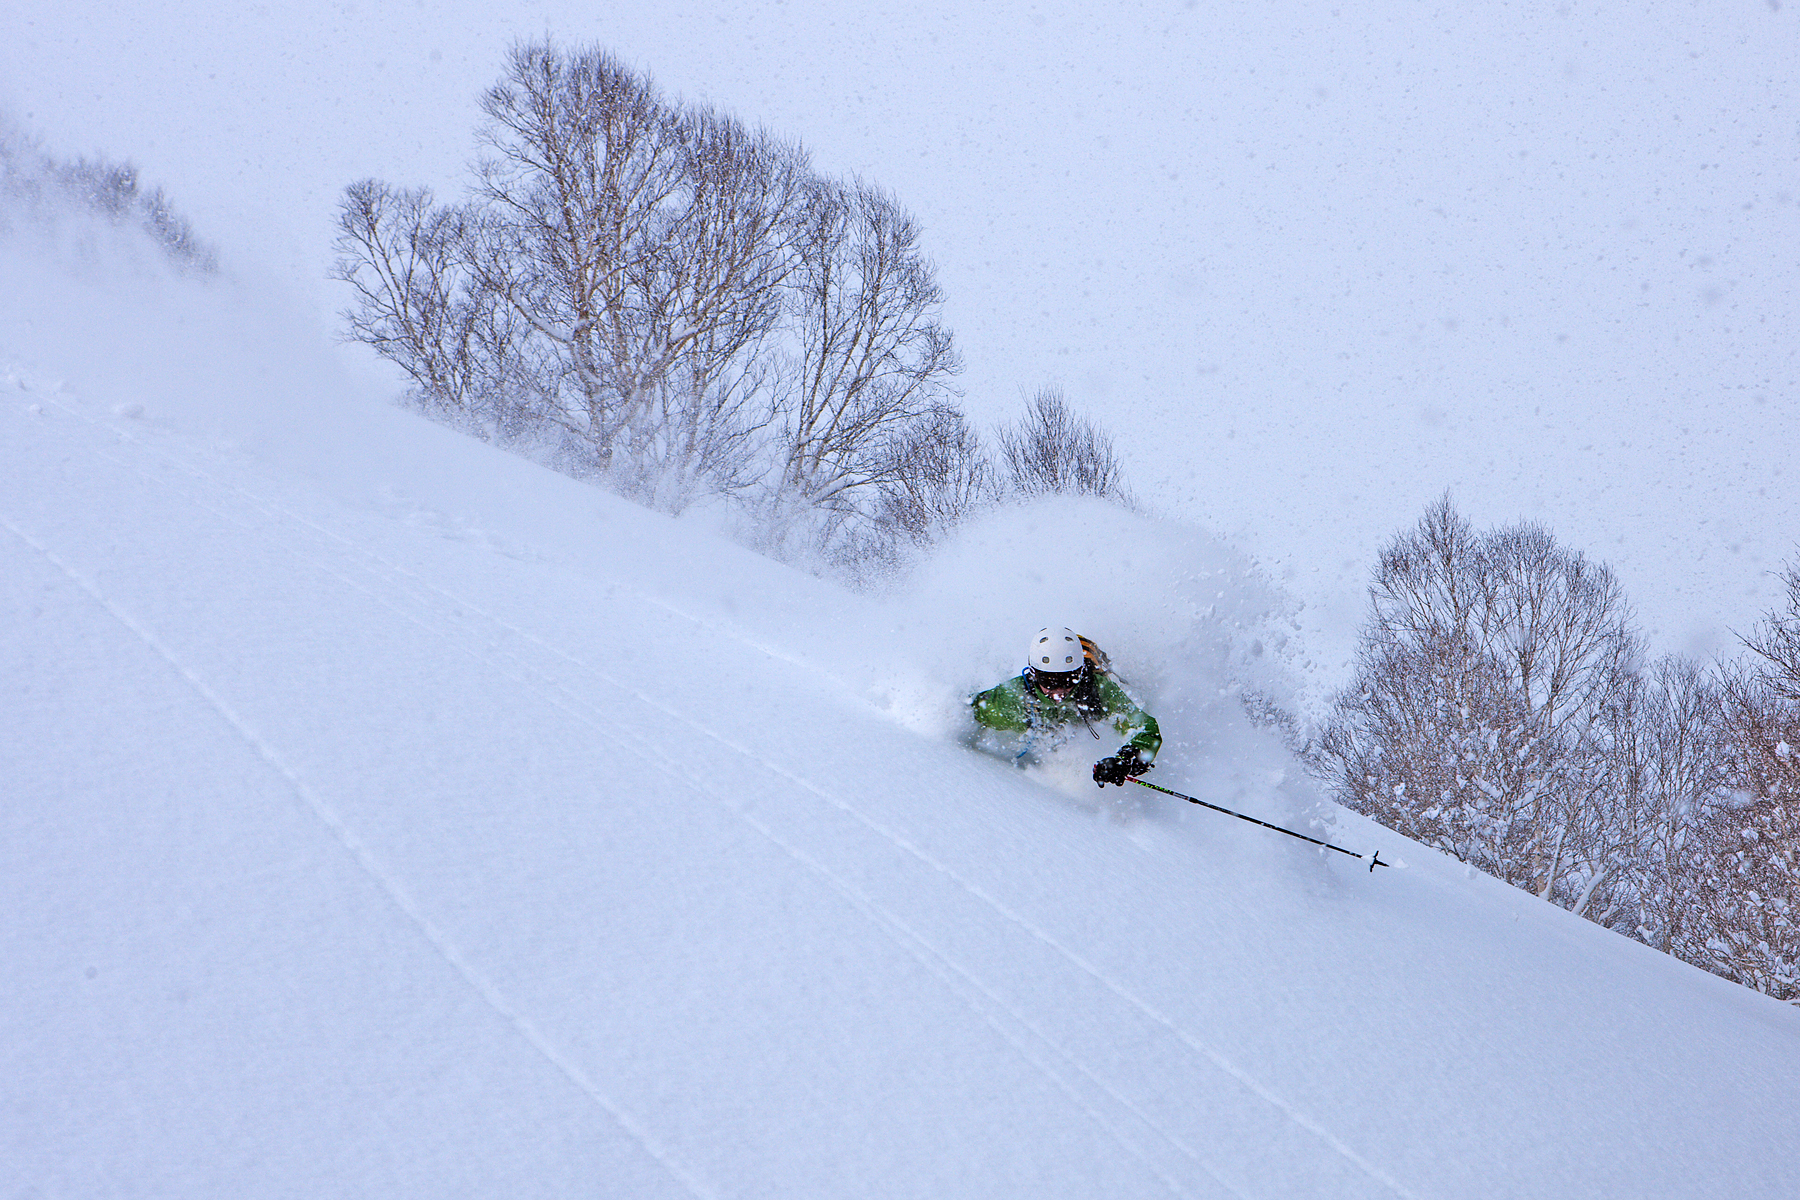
[971,626,1161,787]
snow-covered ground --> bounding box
[6,201,1800,1198]
[6,3,1800,1193]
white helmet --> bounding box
[1027,626,1086,674]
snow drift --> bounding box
[4,193,1799,1199]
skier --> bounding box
[971,626,1161,787]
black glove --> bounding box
[1093,747,1150,788]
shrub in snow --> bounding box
[0,118,216,273]
[996,386,1131,506]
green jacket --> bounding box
[971,671,1161,761]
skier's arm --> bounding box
[1098,676,1161,761]
[971,678,1031,733]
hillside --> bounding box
[5,204,1799,1198]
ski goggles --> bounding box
[1028,666,1085,698]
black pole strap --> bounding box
[1128,778,1390,871]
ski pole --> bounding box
[1128,778,1390,871]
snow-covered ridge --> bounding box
[5,187,1799,1199]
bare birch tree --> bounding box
[465,42,688,463]
[333,38,976,548]
[1318,500,1538,873]
[462,43,813,507]
[871,404,996,547]
[774,178,961,525]
[607,107,808,509]
[333,182,505,428]
[1482,522,1640,900]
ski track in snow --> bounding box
[20,395,1224,1198]
[15,393,1415,1200]
[1,403,720,1200]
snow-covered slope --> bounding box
[5,212,1798,1198]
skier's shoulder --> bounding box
[1094,669,1142,709]
[974,672,1030,704]
[973,671,1029,708]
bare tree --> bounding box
[1483,522,1640,900]
[773,178,961,523]
[462,42,813,508]
[1317,498,1638,903]
[466,42,689,462]
[1579,657,1728,942]
[1317,500,1535,871]
[1323,518,1800,1002]
[1741,562,1800,708]
[607,106,808,510]
[997,386,1129,504]
[871,404,996,547]
[1681,676,1800,999]
[1684,563,1800,1000]
[330,39,970,544]
[333,182,502,427]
